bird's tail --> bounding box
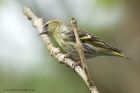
[111,51,131,60]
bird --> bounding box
[40,19,129,61]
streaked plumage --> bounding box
[40,20,129,60]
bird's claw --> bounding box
[58,53,71,62]
[64,53,71,58]
[49,47,60,56]
[72,61,82,69]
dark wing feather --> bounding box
[79,28,122,53]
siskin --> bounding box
[40,19,129,61]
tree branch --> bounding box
[70,18,86,69]
[23,7,99,93]
[70,17,95,88]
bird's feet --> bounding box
[58,53,71,63]
[64,53,71,58]
[72,60,82,69]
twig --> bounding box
[71,17,95,89]
[70,18,86,69]
[23,7,99,93]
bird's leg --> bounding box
[58,53,71,64]
[64,53,71,58]
[72,60,82,69]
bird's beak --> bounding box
[39,23,49,35]
[39,30,48,35]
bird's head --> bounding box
[40,20,62,35]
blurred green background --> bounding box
[0,0,140,93]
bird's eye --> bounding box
[43,23,49,30]
[45,24,48,28]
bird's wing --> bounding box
[79,28,122,53]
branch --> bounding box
[70,18,86,69]
[70,17,95,88]
[23,7,99,93]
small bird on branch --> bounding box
[40,18,130,67]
